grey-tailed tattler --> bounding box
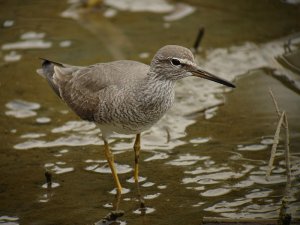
[37,45,235,195]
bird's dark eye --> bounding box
[171,58,181,66]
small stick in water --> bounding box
[192,27,205,54]
[45,170,52,188]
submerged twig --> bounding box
[266,111,285,180]
[45,170,52,188]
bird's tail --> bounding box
[36,58,63,97]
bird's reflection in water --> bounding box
[95,193,124,225]
[95,181,147,225]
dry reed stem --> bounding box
[269,88,286,128]
[266,111,285,180]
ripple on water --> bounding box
[95,219,126,225]
[42,182,60,189]
[21,31,45,40]
[249,175,287,184]
[2,30,51,50]
[51,121,96,133]
[163,3,195,22]
[204,198,251,213]
[237,144,268,151]
[184,166,229,175]
[227,180,255,189]
[157,185,167,189]
[20,133,46,139]
[109,187,130,195]
[102,202,113,208]
[245,189,273,199]
[201,188,231,197]
[104,0,174,13]
[261,137,274,145]
[36,117,51,124]
[14,134,101,150]
[44,162,74,174]
[166,154,209,166]
[5,99,40,118]
[183,165,254,185]
[85,159,106,163]
[3,20,14,27]
[2,39,51,50]
[0,216,19,225]
[54,149,70,157]
[144,152,169,162]
[142,182,155,187]
[59,40,72,48]
[221,211,278,219]
[144,193,161,200]
[85,163,132,174]
[189,137,211,144]
[133,207,155,215]
[204,106,219,120]
[126,176,147,183]
[4,51,22,62]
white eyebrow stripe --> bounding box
[173,57,195,66]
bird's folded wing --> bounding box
[56,60,149,121]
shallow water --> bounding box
[0,1,300,224]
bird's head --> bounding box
[150,45,235,88]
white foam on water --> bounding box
[4,51,22,62]
[204,199,251,212]
[3,20,14,27]
[85,162,132,174]
[144,152,169,162]
[133,207,155,215]
[163,3,195,21]
[201,188,231,197]
[5,99,40,119]
[126,176,147,183]
[104,0,174,13]
[166,154,208,166]
[2,40,52,50]
[21,31,45,40]
[144,193,160,200]
[237,144,268,151]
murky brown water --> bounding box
[1,1,300,224]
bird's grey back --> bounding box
[38,59,150,121]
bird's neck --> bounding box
[135,72,175,111]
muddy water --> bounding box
[1,1,300,224]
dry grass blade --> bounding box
[266,111,285,180]
[269,88,287,128]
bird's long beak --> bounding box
[191,66,235,88]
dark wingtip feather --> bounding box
[39,57,64,67]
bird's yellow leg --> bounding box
[134,134,141,183]
[133,134,146,209]
[103,140,122,194]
